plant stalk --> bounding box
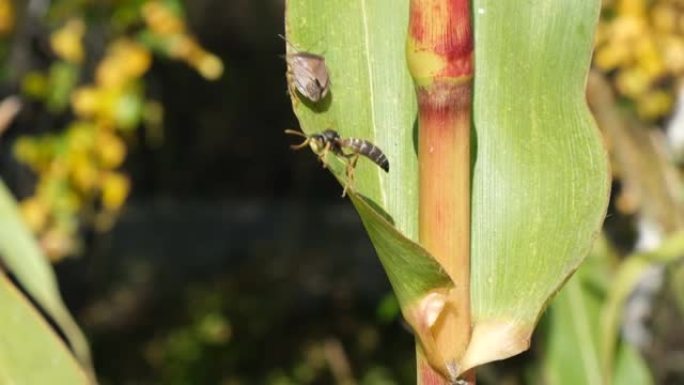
[406,0,473,383]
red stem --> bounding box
[407,0,474,383]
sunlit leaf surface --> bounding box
[0,274,89,384]
[0,182,91,367]
[286,0,449,307]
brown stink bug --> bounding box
[280,35,330,103]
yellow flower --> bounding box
[661,34,684,74]
[0,0,14,36]
[651,3,677,33]
[615,67,650,97]
[67,122,96,151]
[96,57,129,89]
[96,39,151,88]
[13,137,40,166]
[20,198,47,232]
[195,53,224,81]
[70,151,99,191]
[611,15,646,42]
[594,42,631,70]
[50,19,85,64]
[636,90,673,120]
[142,1,185,36]
[117,40,152,79]
[101,172,130,211]
[634,37,665,77]
[72,87,101,117]
[95,130,126,169]
[168,34,195,58]
[167,36,224,80]
[618,0,647,17]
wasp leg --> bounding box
[318,141,331,168]
[285,70,301,104]
[341,153,360,197]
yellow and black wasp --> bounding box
[285,128,389,196]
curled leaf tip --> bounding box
[460,320,533,373]
[421,291,448,327]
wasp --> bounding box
[280,35,330,103]
[285,129,389,196]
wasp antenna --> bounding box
[290,139,310,150]
[285,129,310,150]
[284,129,307,138]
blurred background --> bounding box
[0,0,683,384]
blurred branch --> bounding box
[588,70,684,237]
[323,338,357,385]
[8,0,50,83]
[0,96,21,137]
[28,0,50,18]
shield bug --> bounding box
[280,35,330,103]
[285,128,389,196]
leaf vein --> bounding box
[360,0,387,205]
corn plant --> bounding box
[285,1,609,383]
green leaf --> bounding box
[465,0,609,368]
[286,0,419,236]
[286,0,448,315]
[350,194,450,305]
[614,343,653,385]
[544,276,604,385]
[0,273,90,384]
[47,62,79,112]
[542,261,654,385]
[0,181,92,369]
[286,0,609,371]
[601,230,684,382]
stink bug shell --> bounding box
[288,52,330,102]
[282,35,330,103]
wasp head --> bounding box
[308,134,328,154]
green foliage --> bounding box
[464,0,608,366]
[541,239,654,385]
[0,275,89,384]
[0,181,92,382]
[287,0,609,373]
[600,231,684,383]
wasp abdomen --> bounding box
[342,138,390,172]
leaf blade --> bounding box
[0,274,90,384]
[287,0,610,372]
[0,181,92,368]
[465,0,610,368]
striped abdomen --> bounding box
[341,138,390,172]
